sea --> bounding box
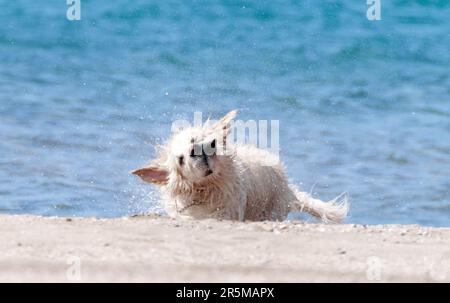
[1,0,449,226]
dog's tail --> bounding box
[290,185,349,224]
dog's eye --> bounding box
[178,155,184,166]
[211,139,216,149]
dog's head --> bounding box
[132,110,237,186]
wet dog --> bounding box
[132,110,348,223]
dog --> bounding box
[132,110,348,223]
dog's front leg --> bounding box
[238,188,246,222]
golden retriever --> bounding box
[132,110,348,223]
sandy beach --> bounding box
[0,215,449,282]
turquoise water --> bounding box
[0,0,449,226]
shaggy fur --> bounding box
[132,110,349,223]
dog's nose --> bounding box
[202,140,216,157]
[201,147,209,165]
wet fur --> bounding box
[133,110,349,223]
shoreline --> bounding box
[0,215,449,282]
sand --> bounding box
[0,214,449,282]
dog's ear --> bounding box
[211,109,237,137]
[131,165,169,185]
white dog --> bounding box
[132,110,348,223]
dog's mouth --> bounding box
[202,151,214,177]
